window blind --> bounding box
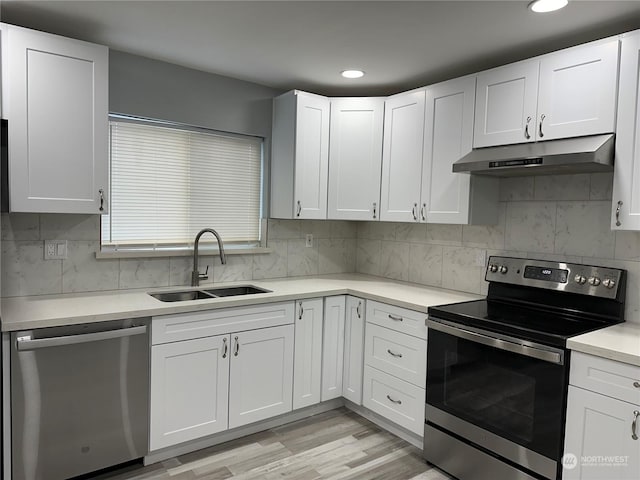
[102,119,263,248]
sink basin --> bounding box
[149,285,271,302]
[149,290,216,302]
[202,285,271,297]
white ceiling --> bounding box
[2,0,640,96]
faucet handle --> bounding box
[198,265,209,280]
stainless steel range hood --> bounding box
[452,134,614,177]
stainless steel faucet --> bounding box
[192,228,227,286]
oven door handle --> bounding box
[427,319,564,365]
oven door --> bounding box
[426,318,568,479]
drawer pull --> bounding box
[387,349,403,358]
[388,314,403,322]
[634,381,640,389]
[386,394,402,405]
[633,410,639,441]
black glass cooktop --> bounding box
[428,299,619,348]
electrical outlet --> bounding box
[305,234,313,248]
[44,240,68,260]
[476,250,487,267]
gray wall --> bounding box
[109,50,282,137]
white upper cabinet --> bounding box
[271,90,330,219]
[474,38,619,148]
[612,30,640,230]
[327,97,384,221]
[2,23,109,213]
[537,39,619,141]
[421,76,497,225]
[473,60,539,148]
[380,90,426,222]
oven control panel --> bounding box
[485,256,625,299]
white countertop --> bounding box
[567,323,640,367]
[0,273,480,332]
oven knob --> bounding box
[603,278,616,289]
[499,265,508,274]
[489,264,498,273]
[574,274,587,285]
[588,276,601,286]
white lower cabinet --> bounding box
[150,303,295,451]
[150,335,230,451]
[322,296,345,401]
[563,352,640,479]
[362,301,427,436]
[362,366,425,436]
[343,296,365,405]
[292,298,324,409]
[229,324,294,429]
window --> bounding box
[102,117,263,251]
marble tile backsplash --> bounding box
[2,173,638,324]
[355,173,640,324]
[0,215,357,297]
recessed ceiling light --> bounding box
[528,0,568,13]
[341,70,365,79]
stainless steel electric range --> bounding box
[424,256,627,480]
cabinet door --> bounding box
[5,24,108,214]
[421,76,476,224]
[563,387,640,479]
[294,93,330,219]
[292,298,323,409]
[612,31,640,230]
[474,60,539,147]
[380,90,426,222]
[150,335,230,450]
[343,296,365,405]
[229,325,294,428]
[537,39,619,141]
[328,98,384,221]
[322,296,345,401]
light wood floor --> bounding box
[92,408,453,480]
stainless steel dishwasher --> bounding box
[11,318,149,480]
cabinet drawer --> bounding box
[365,323,426,388]
[570,352,640,405]
[152,302,295,345]
[366,300,427,339]
[362,365,425,436]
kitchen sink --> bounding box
[201,286,271,297]
[149,285,271,302]
[149,290,216,302]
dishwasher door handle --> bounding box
[16,325,148,351]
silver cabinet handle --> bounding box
[386,394,402,405]
[234,336,239,357]
[412,203,418,221]
[387,349,403,358]
[388,314,403,322]
[16,325,146,351]
[372,202,377,219]
[99,188,105,212]
[539,114,546,138]
[298,301,304,320]
[296,200,302,217]
[633,381,640,388]
[633,410,639,440]
[222,337,228,359]
[524,116,531,139]
[356,301,362,319]
[616,201,623,227]
[421,203,426,222]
